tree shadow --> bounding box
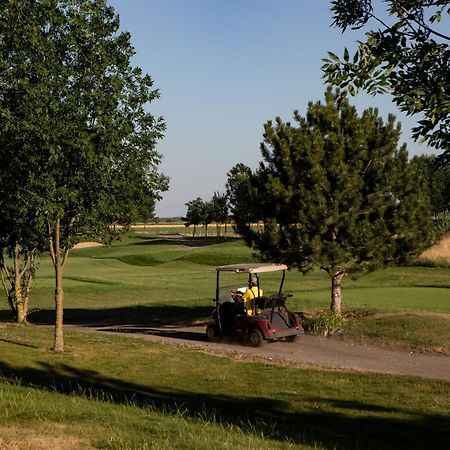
[98,325,207,342]
[0,359,448,449]
[123,235,239,247]
[1,305,213,328]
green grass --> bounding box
[2,235,448,353]
[1,237,450,448]
[343,312,450,354]
[0,325,449,449]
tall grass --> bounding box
[417,231,450,267]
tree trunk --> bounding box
[1,254,17,317]
[330,271,346,314]
[50,218,67,352]
[13,245,26,324]
[22,253,35,320]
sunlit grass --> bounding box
[2,235,449,354]
[0,325,449,449]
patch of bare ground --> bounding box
[73,242,103,249]
[0,425,94,449]
[420,231,450,264]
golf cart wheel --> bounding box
[206,324,219,342]
[247,328,266,347]
[285,334,298,343]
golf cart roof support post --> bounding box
[216,270,222,332]
[279,270,285,294]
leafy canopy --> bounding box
[322,0,450,164]
[0,0,168,250]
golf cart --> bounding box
[206,263,302,347]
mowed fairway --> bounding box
[1,235,449,449]
[21,234,450,353]
[26,235,450,312]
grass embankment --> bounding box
[0,325,449,450]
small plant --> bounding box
[302,310,350,336]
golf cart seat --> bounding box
[218,301,243,332]
[253,294,287,311]
[254,296,268,310]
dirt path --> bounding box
[67,324,450,382]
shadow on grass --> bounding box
[99,326,208,342]
[0,359,448,450]
[1,305,212,328]
[125,235,239,247]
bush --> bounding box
[302,310,350,336]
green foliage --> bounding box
[0,0,168,347]
[410,155,450,223]
[210,192,229,227]
[183,197,216,237]
[302,310,350,336]
[0,0,168,249]
[226,163,257,224]
[323,0,450,164]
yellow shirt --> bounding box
[242,286,263,316]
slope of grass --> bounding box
[343,312,450,354]
[0,325,449,450]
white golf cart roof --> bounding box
[216,263,288,273]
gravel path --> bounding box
[67,324,450,382]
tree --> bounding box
[0,201,46,324]
[0,0,168,351]
[184,198,205,237]
[210,192,229,237]
[0,2,49,324]
[225,164,257,226]
[183,197,215,237]
[235,90,434,314]
[322,0,450,165]
[411,155,450,224]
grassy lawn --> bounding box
[0,325,449,450]
[25,236,450,311]
[7,234,447,354]
[1,235,450,448]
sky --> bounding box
[108,0,432,218]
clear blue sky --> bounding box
[109,0,431,217]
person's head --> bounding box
[249,276,257,286]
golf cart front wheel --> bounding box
[206,324,219,342]
[247,328,266,347]
[285,334,298,343]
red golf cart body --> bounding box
[206,263,302,347]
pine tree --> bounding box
[235,90,434,313]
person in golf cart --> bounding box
[241,276,263,316]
